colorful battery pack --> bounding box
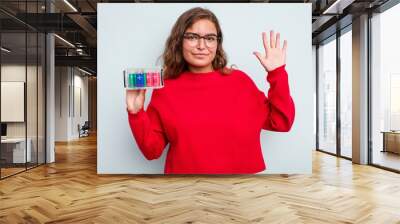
[123,67,164,89]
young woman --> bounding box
[126,7,295,174]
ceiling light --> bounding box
[78,67,92,76]
[63,0,78,12]
[322,0,354,15]
[54,34,75,48]
[1,47,11,53]
[323,0,343,14]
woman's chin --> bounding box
[189,60,211,68]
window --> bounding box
[340,29,352,158]
[318,36,337,154]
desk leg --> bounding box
[382,133,386,152]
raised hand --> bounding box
[126,89,146,114]
[253,30,287,72]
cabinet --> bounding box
[381,131,400,154]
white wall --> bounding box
[1,65,26,129]
[72,72,89,138]
[98,3,313,174]
[1,82,24,122]
[55,66,68,141]
[55,67,89,141]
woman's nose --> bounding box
[196,38,206,49]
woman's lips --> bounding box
[193,54,208,58]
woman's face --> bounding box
[182,19,218,72]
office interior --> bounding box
[0,0,399,222]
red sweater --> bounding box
[128,65,295,174]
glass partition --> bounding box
[371,4,400,171]
[1,31,28,177]
[0,1,46,179]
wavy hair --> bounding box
[161,7,232,79]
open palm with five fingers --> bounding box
[253,30,287,72]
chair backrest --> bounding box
[82,121,90,129]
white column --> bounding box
[352,14,369,164]
[46,1,55,163]
[46,33,55,163]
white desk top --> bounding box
[1,138,29,143]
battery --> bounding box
[135,72,145,87]
[128,73,135,88]
[146,72,153,87]
[123,67,164,89]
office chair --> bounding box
[79,121,90,138]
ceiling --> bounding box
[0,0,392,75]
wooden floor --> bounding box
[0,167,26,178]
[1,135,400,224]
[373,151,400,171]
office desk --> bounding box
[381,131,400,154]
[1,138,31,163]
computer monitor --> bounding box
[1,123,7,137]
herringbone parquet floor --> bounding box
[1,134,400,224]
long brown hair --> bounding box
[161,7,231,79]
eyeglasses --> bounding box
[183,32,220,48]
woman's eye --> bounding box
[206,36,216,41]
[186,35,197,40]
